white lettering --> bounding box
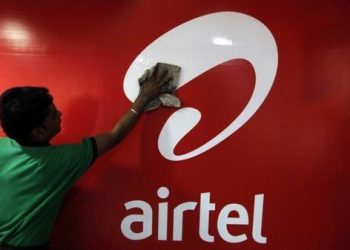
[199,192,216,242]
[157,187,169,240]
[121,187,266,244]
[173,202,197,241]
[252,194,267,243]
[217,204,249,243]
[121,200,152,240]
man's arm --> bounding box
[93,67,171,157]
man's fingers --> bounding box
[157,70,171,85]
[160,73,173,86]
[155,67,167,82]
[148,65,173,88]
[151,64,160,81]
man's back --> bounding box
[0,137,95,247]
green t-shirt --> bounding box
[0,137,96,247]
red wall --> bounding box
[0,1,349,249]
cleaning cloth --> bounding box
[139,62,181,111]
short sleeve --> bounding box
[43,138,97,195]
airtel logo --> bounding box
[124,12,278,161]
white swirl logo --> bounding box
[124,12,278,161]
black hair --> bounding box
[0,86,53,145]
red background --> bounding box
[0,0,349,249]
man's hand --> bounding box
[93,64,173,157]
[133,65,173,113]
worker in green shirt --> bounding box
[0,66,172,250]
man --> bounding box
[0,67,172,250]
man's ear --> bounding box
[31,127,46,142]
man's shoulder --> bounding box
[0,138,26,158]
[0,137,16,147]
